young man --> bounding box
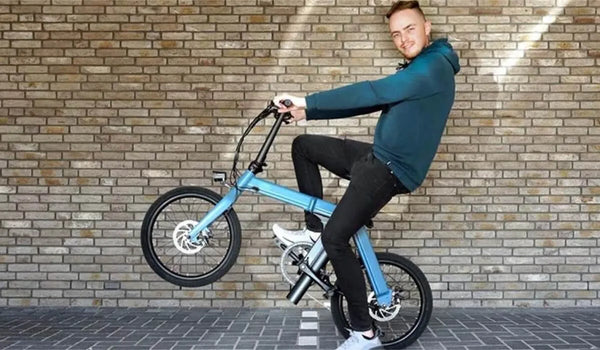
[273,1,460,349]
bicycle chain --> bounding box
[305,290,331,311]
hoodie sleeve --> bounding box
[305,104,383,120]
[305,52,448,120]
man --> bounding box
[272,1,460,349]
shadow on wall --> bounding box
[452,1,573,199]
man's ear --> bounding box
[424,20,432,37]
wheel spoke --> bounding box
[334,255,431,348]
[141,188,240,287]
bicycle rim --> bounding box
[333,254,431,348]
[146,191,235,282]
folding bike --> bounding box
[141,101,432,348]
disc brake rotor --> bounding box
[367,291,402,322]
[172,220,205,254]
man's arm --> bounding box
[271,94,383,122]
[305,105,384,120]
[305,52,448,119]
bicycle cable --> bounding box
[229,108,273,188]
[228,100,292,189]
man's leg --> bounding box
[321,153,407,331]
[291,134,371,231]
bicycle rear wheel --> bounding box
[141,186,241,287]
[330,252,432,349]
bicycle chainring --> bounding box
[279,241,313,285]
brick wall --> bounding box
[0,0,599,308]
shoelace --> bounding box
[292,228,319,241]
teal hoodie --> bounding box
[305,38,460,191]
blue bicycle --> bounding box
[141,101,433,348]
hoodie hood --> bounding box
[419,38,460,74]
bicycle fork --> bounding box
[287,227,394,307]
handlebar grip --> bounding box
[280,99,293,107]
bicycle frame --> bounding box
[187,106,394,307]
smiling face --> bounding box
[389,8,431,60]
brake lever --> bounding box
[282,112,293,124]
[268,99,294,123]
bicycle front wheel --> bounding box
[330,252,433,349]
[141,186,241,287]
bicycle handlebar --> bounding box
[229,99,295,185]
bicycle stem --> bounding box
[250,110,287,174]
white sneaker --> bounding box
[336,330,382,350]
[272,224,321,249]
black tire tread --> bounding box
[140,186,242,287]
[330,252,433,349]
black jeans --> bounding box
[292,134,410,331]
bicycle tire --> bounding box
[141,186,242,287]
[330,252,433,349]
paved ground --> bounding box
[1,307,599,350]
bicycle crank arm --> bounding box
[287,249,328,304]
[297,262,334,294]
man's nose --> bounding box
[399,34,406,45]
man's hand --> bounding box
[288,109,306,123]
[273,94,307,113]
